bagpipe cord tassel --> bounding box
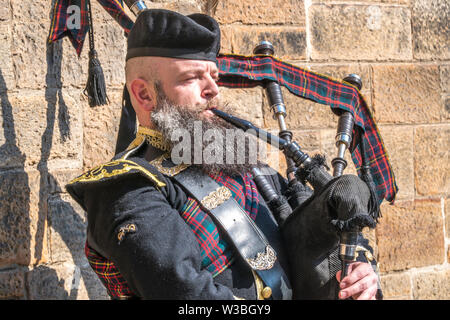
[84,0,109,107]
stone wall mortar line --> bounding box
[220,22,306,27]
[442,198,449,264]
[289,61,450,67]
[311,1,411,8]
[292,58,450,63]
[304,0,312,61]
[412,125,416,202]
[371,123,450,129]
[381,263,450,277]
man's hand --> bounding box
[336,262,378,300]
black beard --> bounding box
[150,86,262,176]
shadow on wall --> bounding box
[0,39,108,300]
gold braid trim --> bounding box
[68,159,166,188]
[124,126,171,153]
[150,153,190,177]
[136,126,171,152]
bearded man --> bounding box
[66,9,381,300]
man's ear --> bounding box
[129,78,156,112]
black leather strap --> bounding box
[172,167,291,299]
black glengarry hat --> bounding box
[126,9,221,63]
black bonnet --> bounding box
[126,9,221,63]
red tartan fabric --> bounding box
[48,0,89,56]
[84,242,135,298]
[95,0,134,33]
[48,0,133,55]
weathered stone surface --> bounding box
[0,0,10,22]
[27,263,72,300]
[226,26,307,60]
[445,198,449,241]
[378,125,414,200]
[83,90,123,170]
[441,65,450,93]
[0,25,15,92]
[448,247,450,265]
[292,129,321,154]
[11,1,49,23]
[26,261,108,300]
[12,21,49,89]
[414,125,450,196]
[0,170,48,267]
[5,90,83,169]
[0,268,25,299]
[444,95,450,121]
[266,149,287,178]
[48,193,86,263]
[263,85,338,131]
[0,93,25,169]
[412,0,450,60]
[412,269,450,300]
[218,87,264,127]
[362,227,378,260]
[219,25,233,54]
[372,65,443,124]
[47,169,83,194]
[380,272,411,300]
[146,0,202,15]
[376,200,444,272]
[315,0,410,3]
[214,0,305,25]
[309,4,412,61]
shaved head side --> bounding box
[125,56,160,88]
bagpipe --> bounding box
[210,53,380,298]
[210,44,380,298]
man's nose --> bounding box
[201,76,219,100]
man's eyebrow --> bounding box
[178,68,205,76]
[178,67,219,77]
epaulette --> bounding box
[67,137,166,189]
[67,158,166,188]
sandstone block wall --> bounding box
[0,0,448,299]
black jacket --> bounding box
[66,140,293,300]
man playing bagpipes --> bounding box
[65,6,395,300]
